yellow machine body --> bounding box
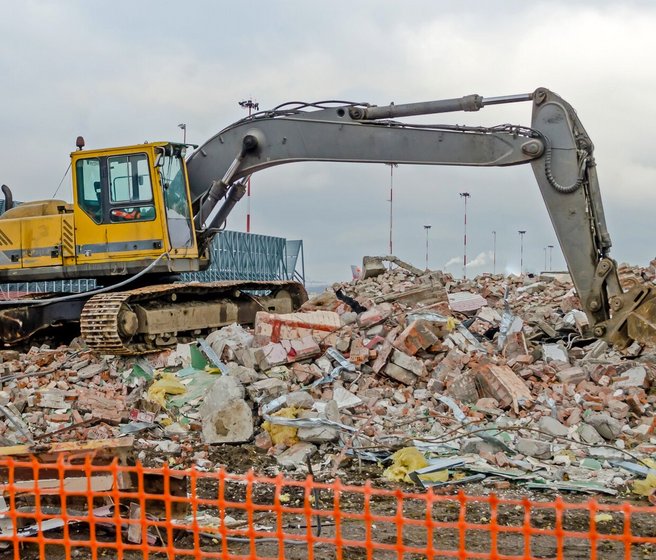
[0,143,201,283]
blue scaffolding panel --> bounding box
[0,231,304,295]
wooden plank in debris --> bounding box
[11,475,117,493]
[0,436,134,458]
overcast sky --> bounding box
[1,0,655,283]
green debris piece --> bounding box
[190,344,209,370]
[128,363,154,382]
[168,370,217,407]
[580,458,602,471]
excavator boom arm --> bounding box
[186,87,655,348]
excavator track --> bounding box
[80,280,308,355]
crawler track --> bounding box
[80,280,307,354]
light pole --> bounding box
[543,246,547,271]
[548,244,554,271]
[492,230,497,275]
[518,230,526,274]
[387,163,397,255]
[459,192,470,278]
[238,98,259,233]
[177,123,187,144]
[424,225,431,270]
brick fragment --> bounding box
[556,367,588,385]
[393,320,439,356]
[474,364,532,413]
[357,305,392,328]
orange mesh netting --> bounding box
[0,456,654,559]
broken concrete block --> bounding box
[383,363,417,386]
[77,362,108,380]
[199,377,253,444]
[206,324,254,361]
[285,391,314,409]
[390,350,427,378]
[297,423,339,443]
[393,320,439,355]
[612,366,647,389]
[585,413,622,440]
[253,343,288,370]
[276,442,317,468]
[332,386,362,409]
[254,336,321,370]
[225,364,259,385]
[461,437,507,455]
[247,378,288,402]
[516,437,552,459]
[254,310,341,347]
[542,343,569,364]
[340,312,358,326]
[475,365,532,413]
[537,416,569,438]
[281,337,321,360]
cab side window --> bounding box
[108,154,156,223]
[76,158,102,224]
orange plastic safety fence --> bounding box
[0,456,654,559]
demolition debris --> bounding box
[1,257,656,520]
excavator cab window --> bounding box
[107,154,156,223]
[75,158,103,223]
[158,146,194,249]
[76,154,156,224]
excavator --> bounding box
[0,87,654,354]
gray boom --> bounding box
[186,87,655,348]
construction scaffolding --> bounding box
[180,230,305,283]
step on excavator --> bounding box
[0,87,654,353]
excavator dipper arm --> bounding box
[186,87,656,348]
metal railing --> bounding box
[0,231,305,296]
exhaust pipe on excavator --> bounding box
[1,184,13,213]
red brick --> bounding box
[393,320,439,356]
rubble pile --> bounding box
[1,258,656,499]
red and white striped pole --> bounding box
[238,98,259,233]
[459,192,470,279]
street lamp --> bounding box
[177,123,186,144]
[518,230,526,274]
[492,230,497,275]
[387,163,398,255]
[547,244,554,271]
[543,246,547,271]
[459,192,470,279]
[238,98,260,233]
[424,225,431,270]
